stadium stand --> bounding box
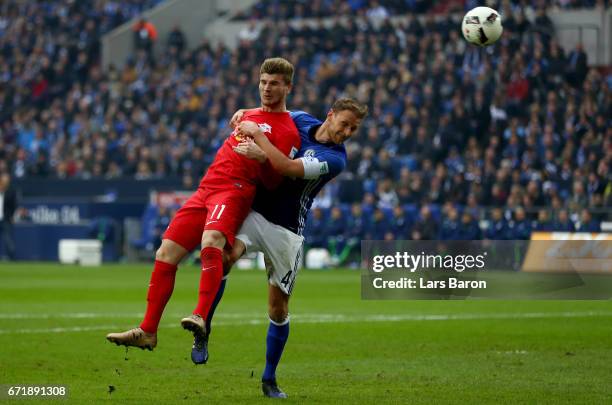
[233,0,609,21]
[0,1,609,262]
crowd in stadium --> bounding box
[234,0,610,20]
[0,0,609,259]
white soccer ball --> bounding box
[461,7,503,46]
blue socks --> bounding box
[205,276,227,334]
[205,276,290,382]
[262,317,290,381]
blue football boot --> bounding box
[262,379,287,399]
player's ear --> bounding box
[326,109,334,119]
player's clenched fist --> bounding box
[237,120,263,139]
[233,139,267,163]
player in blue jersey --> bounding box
[193,98,367,398]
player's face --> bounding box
[327,110,362,144]
[259,73,291,108]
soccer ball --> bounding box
[461,7,503,46]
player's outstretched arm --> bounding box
[237,121,305,178]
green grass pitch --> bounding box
[1,263,611,404]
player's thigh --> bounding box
[163,191,207,252]
[202,189,254,248]
[260,223,304,296]
[235,210,266,254]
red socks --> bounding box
[194,246,224,319]
[140,260,177,333]
[139,248,223,333]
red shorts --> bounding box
[163,185,255,251]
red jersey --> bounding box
[199,109,300,190]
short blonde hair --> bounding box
[260,57,294,85]
[331,98,369,119]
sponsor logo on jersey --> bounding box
[289,146,298,158]
[304,149,316,157]
[233,129,248,142]
[320,161,329,174]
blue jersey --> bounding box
[252,111,347,235]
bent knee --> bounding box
[201,230,226,249]
[155,245,174,263]
[155,240,186,264]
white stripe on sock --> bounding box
[269,315,290,326]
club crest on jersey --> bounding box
[304,149,316,157]
[233,130,249,142]
[233,122,271,142]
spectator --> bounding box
[304,207,326,248]
[566,43,588,88]
[508,207,532,240]
[326,207,351,265]
[346,203,368,244]
[132,18,158,58]
[411,206,438,240]
[0,172,17,260]
[167,24,186,54]
[485,208,509,240]
[458,211,481,240]
[377,178,398,209]
[551,209,576,232]
[534,209,553,231]
[151,205,174,250]
[238,20,261,43]
[367,208,390,240]
[577,209,600,232]
[390,205,411,239]
[533,7,555,42]
[438,206,460,240]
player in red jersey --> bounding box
[106,58,300,352]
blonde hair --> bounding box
[260,57,294,85]
[331,98,369,119]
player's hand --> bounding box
[233,138,267,163]
[229,109,247,129]
[237,120,263,139]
